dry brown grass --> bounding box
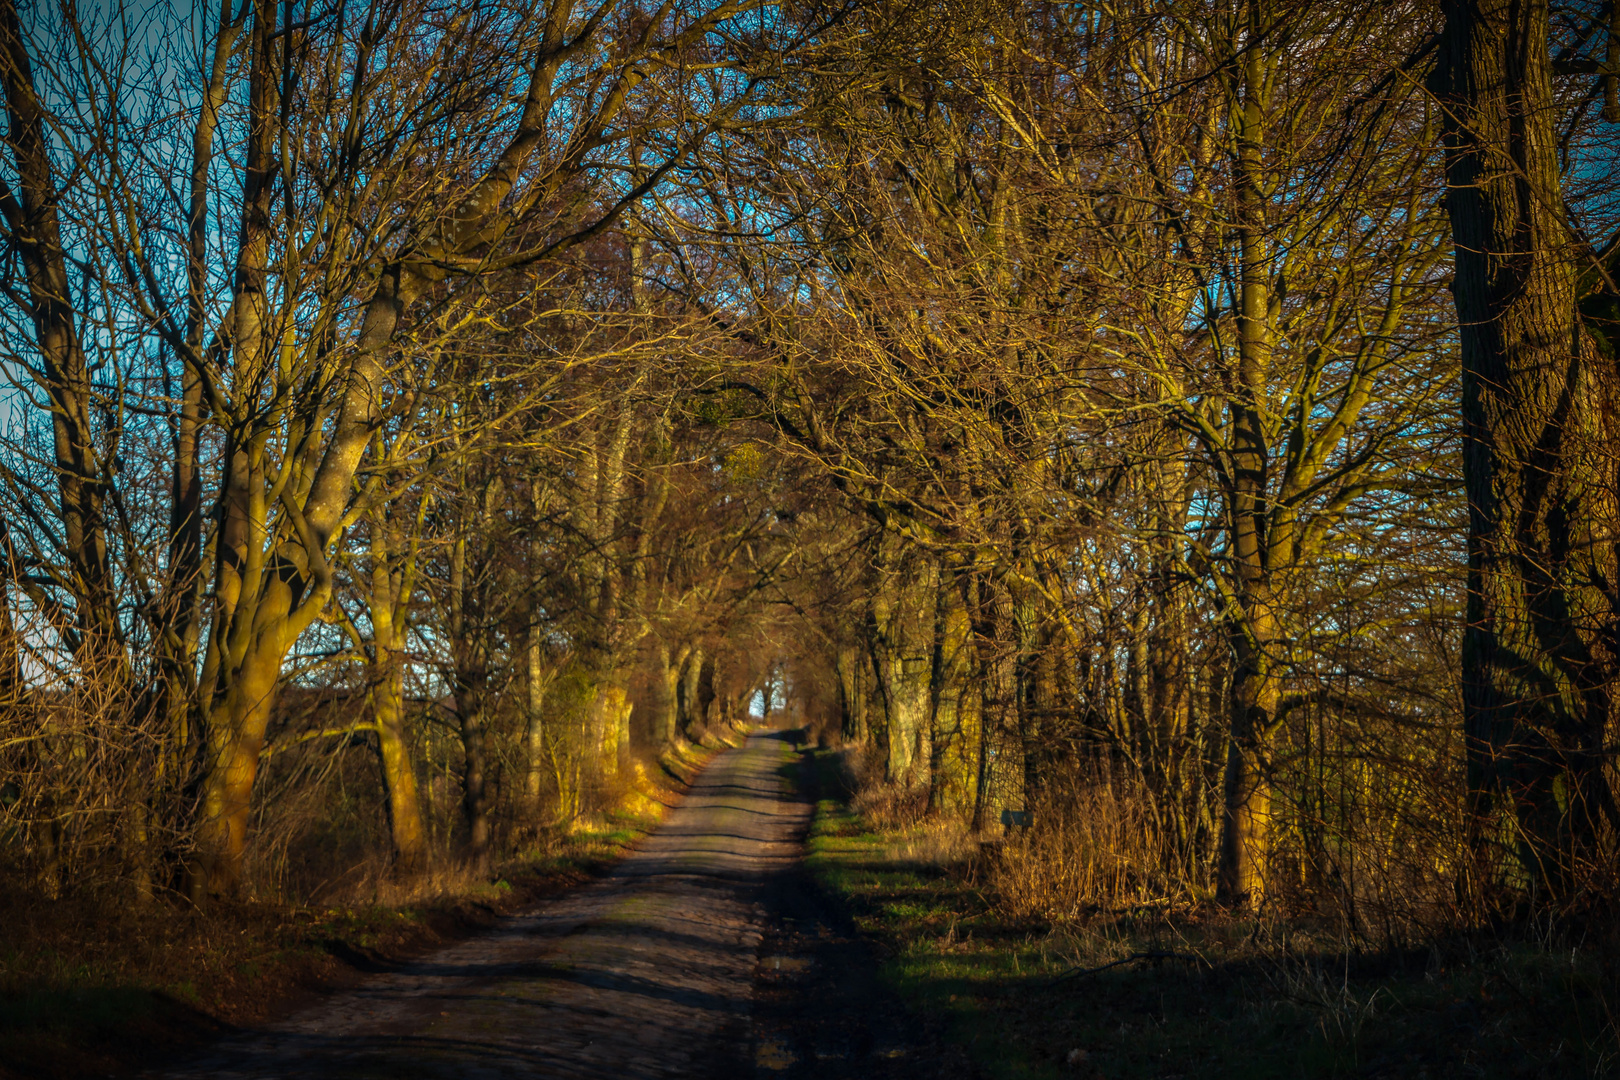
[989,773,1205,922]
[877,817,980,868]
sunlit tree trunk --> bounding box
[189,0,301,900]
[572,402,638,781]
[675,646,704,743]
[1216,18,1283,907]
[868,547,935,786]
[834,639,872,744]
[654,642,692,747]
[594,685,632,782]
[367,506,428,876]
[524,609,547,825]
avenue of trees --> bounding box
[1,0,1617,929]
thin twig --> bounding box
[1047,950,1204,987]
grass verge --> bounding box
[0,734,736,1080]
[802,750,1620,1080]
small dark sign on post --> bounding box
[1000,808,1031,829]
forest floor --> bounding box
[799,750,1620,1080]
[0,735,731,1080]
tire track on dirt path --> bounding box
[149,731,806,1080]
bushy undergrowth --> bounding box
[990,777,1203,922]
[803,750,1620,1079]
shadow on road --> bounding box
[745,746,980,1080]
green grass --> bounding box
[801,751,1620,1079]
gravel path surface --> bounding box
[151,732,804,1079]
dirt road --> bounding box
[153,732,806,1079]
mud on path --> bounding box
[151,732,806,1080]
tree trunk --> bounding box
[194,642,281,898]
[654,643,691,747]
[1434,0,1620,899]
[594,681,631,781]
[696,653,717,737]
[524,479,551,823]
[969,570,1023,831]
[676,646,704,742]
[369,514,427,876]
[1219,603,1282,906]
[450,523,492,868]
[926,571,970,813]
[459,691,491,865]
[0,0,118,661]
[374,637,427,876]
[868,551,934,786]
[834,641,870,744]
[1015,588,1052,809]
[1216,28,1282,908]
[525,609,547,821]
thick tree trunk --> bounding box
[653,643,691,747]
[868,551,935,786]
[926,573,971,813]
[369,518,427,876]
[373,640,427,875]
[1434,0,1620,898]
[590,678,632,782]
[695,653,717,737]
[969,570,1023,831]
[1219,604,1282,906]
[187,0,290,902]
[675,646,703,742]
[1015,592,1052,810]
[834,641,870,744]
[458,691,491,865]
[194,644,280,898]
